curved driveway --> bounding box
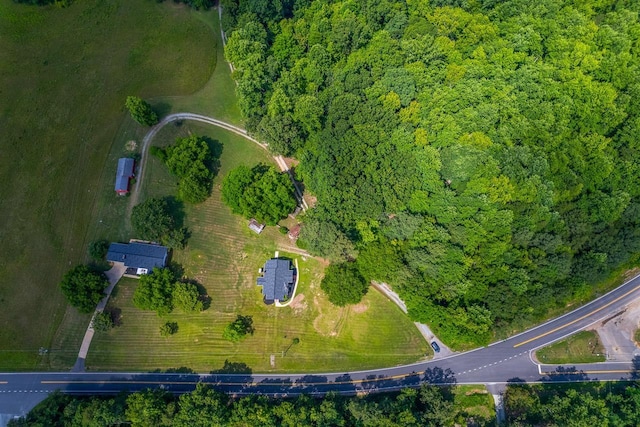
[129,113,307,212]
[2,272,640,412]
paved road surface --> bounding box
[2,272,640,422]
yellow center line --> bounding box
[514,284,640,348]
[543,370,633,375]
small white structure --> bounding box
[249,219,265,234]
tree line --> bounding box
[222,0,640,348]
[504,381,640,426]
[9,383,493,426]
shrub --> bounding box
[88,240,109,261]
[160,322,178,337]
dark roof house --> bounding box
[106,242,168,276]
[115,157,135,195]
[257,258,295,304]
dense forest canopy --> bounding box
[222,0,640,348]
[10,383,494,426]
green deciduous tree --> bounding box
[221,164,297,225]
[161,135,217,204]
[59,265,108,314]
[173,383,229,427]
[131,197,187,248]
[172,282,204,313]
[88,240,109,261]
[91,311,114,332]
[125,389,174,427]
[320,262,368,307]
[298,217,356,262]
[125,96,158,126]
[222,315,254,342]
[132,268,176,315]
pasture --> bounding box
[0,0,215,370]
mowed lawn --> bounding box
[0,0,216,370]
[87,122,429,372]
[535,330,606,364]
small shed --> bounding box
[288,224,301,240]
[249,219,265,234]
[115,158,135,195]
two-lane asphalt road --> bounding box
[2,273,640,420]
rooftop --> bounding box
[106,242,168,273]
[115,158,135,193]
[257,258,294,302]
[249,219,265,234]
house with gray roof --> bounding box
[115,157,135,195]
[106,242,168,276]
[257,258,295,304]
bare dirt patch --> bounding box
[352,301,369,314]
[623,267,640,281]
[125,140,137,151]
[289,294,307,313]
[591,298,640,361]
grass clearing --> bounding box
[453,385,495,425]
[535,330,606,364]
[0,0,217,370]
[87,121,428,372]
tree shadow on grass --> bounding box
[164,196,186,229]
[153,101,172,118]
[105,307,122,327]
[210,359,252,375]
[180,278,211,310]
[148,366,196,374]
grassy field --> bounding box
[453,385,495,425]
[0,0,217,370]
[535,330,606,364]
[86,120,429,372]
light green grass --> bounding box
[0,0,217,370]
[87,122,429,372]
[535,330,606,364]
[150,12,243,125]
[453,385,496,426]
[635,328,640,346]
